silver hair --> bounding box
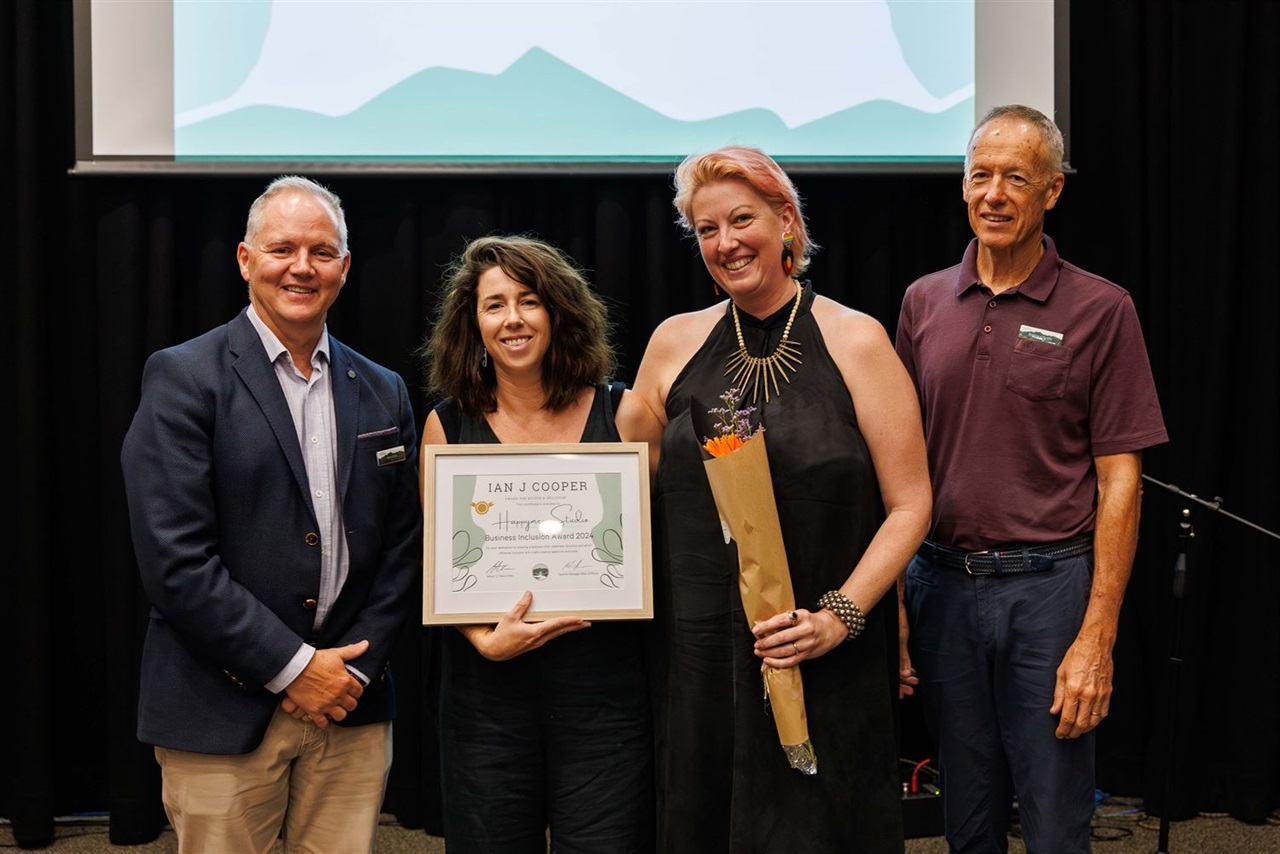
[244,175,348,253]
[965,105,1064,177]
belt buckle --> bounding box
[964,550,993,576]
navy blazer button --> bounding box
[304,532,320,546]
[303,598,318,610]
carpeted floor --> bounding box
[3,806,1278,853]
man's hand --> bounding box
[1050,630,1113,738]
[1049,452,1140,738]
[284,639,369,728]
[897,579,919,699]
[464,591,590,661]
[280,696,308,721]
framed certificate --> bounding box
[422,442,653,624]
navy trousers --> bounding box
[905,551,1097,853]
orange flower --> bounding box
[703,433,745,458]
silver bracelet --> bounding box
[817,590,866,642]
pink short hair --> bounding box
[672,145,816,274]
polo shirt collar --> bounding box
[955,234,1062,302]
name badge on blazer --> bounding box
[376,446,406,467]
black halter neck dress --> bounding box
[650,284,903,852]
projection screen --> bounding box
[72,0,1069,175]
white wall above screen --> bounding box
[79,0,1059,171]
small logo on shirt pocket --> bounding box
[1006,338,1073,401]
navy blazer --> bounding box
[122,308,422,754]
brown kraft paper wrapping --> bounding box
[702,430,816,773]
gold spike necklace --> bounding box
[724,280,804,404]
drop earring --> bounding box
[481,347,488,368]
[780,231,795,277]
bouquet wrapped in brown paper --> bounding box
[692,390,816,775]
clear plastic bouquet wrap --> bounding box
[692,390,816,775]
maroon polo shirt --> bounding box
[895,236,1168,551]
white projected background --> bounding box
[171,0,975,160]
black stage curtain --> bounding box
[5,0,1277,846]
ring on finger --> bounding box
[788,610,798,625]
[792,642,800,657]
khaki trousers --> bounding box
[155,705,392,854]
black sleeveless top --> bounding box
[432,381,647,689]
[434,381,625,445]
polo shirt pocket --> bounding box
[1006,338,1072,401]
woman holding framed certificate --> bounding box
[625,146,933,851]
[418,236,653,854]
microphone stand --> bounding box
[1140,474,1280,854]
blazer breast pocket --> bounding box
[357,428,407,473]
[1006,338,1073,401]
[357,426,399,440]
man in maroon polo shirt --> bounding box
[895,105,1167,852]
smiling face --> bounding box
[963,117,1064,257]
[689,179,796,315]
[475,265,552,378]
[237,191,350,348]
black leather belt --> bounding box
[917,533,1093,576]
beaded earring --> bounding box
[481,347,488,369]
[780,231,795,277]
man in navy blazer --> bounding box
[122,176,421,853]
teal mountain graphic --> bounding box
[177,47,972,160]
[885,0,974,100]
[174,1,271,113]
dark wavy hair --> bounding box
[420,235,616,414]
